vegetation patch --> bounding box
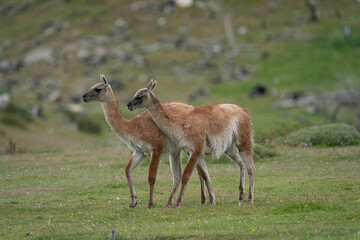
[253,144,278,160]
[64,111,102,134]
[4,139,27,154]
[283,123,360,147]
[268,201,346,215]
[0,102,33,129]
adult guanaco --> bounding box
[82,75,215,208]
[127,79,255,207]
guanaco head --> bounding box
[82,74,111,103]
[127,79,156,111]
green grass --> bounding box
[0,145,359,239]
[1,1,360,238]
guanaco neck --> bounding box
[100,88,129,136]
[146,93,176,139]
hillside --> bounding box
[1,0,360,151]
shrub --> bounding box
[4,139,27,154]
[253,143,278,160]
[201,143,277,164]
[0,102,33,129]
[283,123,360,147]
[64,111,102,134]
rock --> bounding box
[47,90,62,103]
[67,103,84,114]
[0,93,10,109]
[0,40,12,54]
[86,55,107,67]
[115,18,129,31]
[250,85,267,99]
[157,17,167,26]
[110,230,119,240]
[110,77,125,91]
[344,25,351,37]
[70,95,81,103]
[208,75,222,84]
[175,0,193,8]
[188,87,209,101]
[7,0,33,18]
[0,4,14,16]
[0,58,23,73]
[24,47,53,64]
[236,26,248,36]
[77,48,91,60]
[29,104,44,118]
[272,92,317,109]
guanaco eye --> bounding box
[95,88,101,93]
[136,96,143,100]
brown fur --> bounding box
[83,75,214,208]
[127,80,255,207]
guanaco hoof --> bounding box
[129,202,137,208]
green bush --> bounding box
[283,123,360,147]
[64,111,102,134]
[4,139,27,154]
[253,143,278,160]
[201,143,277,164]
[0,102,33,129]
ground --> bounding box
[1,145,359,239]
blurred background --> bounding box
[0,0,359,153]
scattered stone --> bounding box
[110,77,125,91]
[0,59,23,73]
[230,66,249,80]
[0,40,12,54]
[24,47,53,64]
[188,87,209,101]
[191,60,216,73]
[0,4,14,16]
[67,103,84,114]
[7,0,33,18]
[272,92,317,109]
[236,26,248,36]
[0,93,10,109]
[208,75,222,84]
[130,1,163,12]
[77,48,91,60]
[70,95,81,103]
[47,90,62,103]
[86,54,107,67]
[110,230,119,240]
[29,104,44,118]
[157,17,167,26]
[115,18,129,31]
[175,0,193,8]
[344,25,351,37]
[250,85,267,99]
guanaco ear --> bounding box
[146,79,154,90]
[100,74,108,87]
[151,81,157,91]
[146,78,156,93]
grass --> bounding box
[0,145,359,239]
[1,1,360,238]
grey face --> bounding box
[82,74,109,103]
[127,88,148,111]
[127,79,156,111]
